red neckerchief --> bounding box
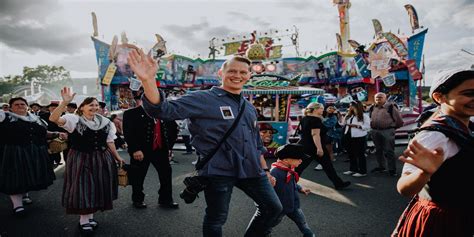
[271,161,299,183]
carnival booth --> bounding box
[242,73,324,158]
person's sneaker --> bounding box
[314,164,323,171]
[335,181,351,190]
[389,170,398,177]
[89,219,98,229]
[352,173,367,177]
[22,196,33,205]
[191,160,198,165]
[13,206,25,217]
[343,171,355,175]
[371,167,387,173]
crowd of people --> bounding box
[0,53,472,236]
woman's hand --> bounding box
[317,149,324,157]
[266,172,276,187]
[115,156,125,166]
[128,49,158,83]
[399,140,444,175]
[60,87,76,103]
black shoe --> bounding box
[79,223,94,235]
[335,181,351,190]
[133,201,147,209]
[159,201,179,209]
[22,196,33,205]
[89,219,98,229]
[13,206,25,217]
[371,167,387,173]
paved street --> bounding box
[0,145,410,236]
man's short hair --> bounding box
[221,56,251,71]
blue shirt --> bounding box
[142,87,266,178]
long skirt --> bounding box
[392,196,473,236]
[62,148,118,214]
[0,144,55,195]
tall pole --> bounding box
[334,0,352,54]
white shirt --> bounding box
[343,114,371,138]
[60,114,117,142]
[402,130,460,174]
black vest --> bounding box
[418,123,474,208]
[69,122,110,152]
[0,114,47,146]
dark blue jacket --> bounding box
[271,166,302,214]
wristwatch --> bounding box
[263,168,270,172]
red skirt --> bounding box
[392,196,473,237]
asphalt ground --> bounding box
[0,145,410,237]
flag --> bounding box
[404,4,420,32]
[372,19,383,37]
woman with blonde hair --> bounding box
[296,102,351,190]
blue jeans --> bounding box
[202,175,283,237]
[271,208,314,237]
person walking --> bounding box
[49,88,124,235]
[0,97,56,216]
[268,144,315,237]
[295,102,351,190]
[341,101,370,177]
[128,51,282,237]
[123,95,179,209]
[392,67,474,236]
[369,92,404,176]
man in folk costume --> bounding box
[123,95,179,209]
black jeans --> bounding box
[296,146,345,187]
[129,148,173,203]
[347,136,367,174]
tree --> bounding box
[22,65,71,85]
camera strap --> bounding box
[195,100,246,170]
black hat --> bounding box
[30,103,41,108]
[67,102,77,108]
[274,143,309,160]
[99,101,106,108]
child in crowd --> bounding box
[269,143,315,237]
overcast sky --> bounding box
[0,0,472,84]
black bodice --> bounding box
[0,115,47,146]
[69,123,110,152]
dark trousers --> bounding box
[296,146,345,187]
[203,175,282,237]
[129,148,173,203]
[347,136,367,174]
[182,135,193,153]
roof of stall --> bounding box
[242,86,324,95]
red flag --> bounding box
[406,60,422,80]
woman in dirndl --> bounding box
[393,67,474,236]
[49,87,124,234]
[0,97,56,216]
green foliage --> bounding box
[22,65,71,84]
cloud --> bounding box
[0,0,90,54]
[54,50,98,73]
[228,12,272,29]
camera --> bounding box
[180,176,209,204]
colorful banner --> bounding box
[223,37,282,59]
[348,39,361,50]
[381,32,408,57]
[258,121,288,159]
[92,37,129,84]
[406,60,422,81]
[407,29,428,69]
[372,19,383,37]
[354,54,371,78]
[404,4,420,32]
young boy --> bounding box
[269,143,315,237]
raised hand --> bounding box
[128,48,158,83]
[399,140,444,175]
[61,87,76,103]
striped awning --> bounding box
[242,86,324,95]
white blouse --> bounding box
[60,114,117,142]
[402,130,460,174]
[342,114,371,138]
